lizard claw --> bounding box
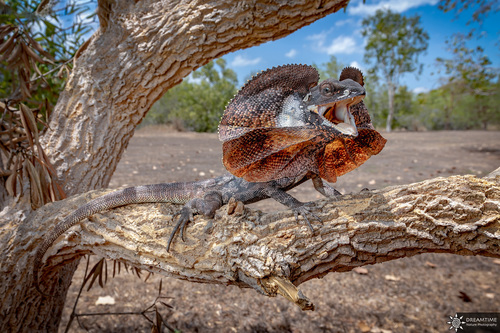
[292,203,322,232]
[166,207,193,252]
[166,194,222,252]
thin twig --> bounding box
[64,256,90,333]
[29,58,73,83]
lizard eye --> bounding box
[321,84,333,96]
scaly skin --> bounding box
[219,65,386,183]
[33,64,386,295]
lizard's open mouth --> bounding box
[316,95,364,136]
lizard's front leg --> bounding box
[261,183,321,232]
[167,191,223,251]
[311,174,342,198]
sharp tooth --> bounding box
[334,123,357,136]
[318,105,328,115]
[332,103,358,137]
[335,104,349,123]
[347,111,358,136]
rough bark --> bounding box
[1,0,353,331]
[31,173,500,313]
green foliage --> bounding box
[362,9,429,84]
[0,0,95,105]
[435,31,498,129]
[361,71,385,127]
[437,34,496,90]
[313,55,345,81]
[365,79,500,132]
[145,59,238,132]
[361,2,499,132]
[366,84,421,130]
[418,81,500,130]
[438,0,499,27]
[361,9,429,131]
[0,0,95,203]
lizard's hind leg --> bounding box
[166,191,223,251]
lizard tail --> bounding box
[33,182,197,296]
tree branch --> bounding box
[36,172,500,310]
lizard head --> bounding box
[306,66,365,137]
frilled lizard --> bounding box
[33,64,386,294]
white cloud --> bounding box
[306,31,329,47]
[335,19,355,27]
[285,49,297,58]
[231,55,262,67]
[307,30,360,55]
[348,0,439,15]
[349,61,364,71]
[326,36,357,54]
[413,87,430,94]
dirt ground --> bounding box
[60,128,500,333]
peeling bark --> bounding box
[33,173,500,311]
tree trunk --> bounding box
[386,80,395,132]
[0,0,352,331]
[445,90,453,130]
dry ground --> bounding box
[60,128,500,333]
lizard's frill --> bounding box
[218,64,319,142]
[219,63,386,183]
[318,129,387,183]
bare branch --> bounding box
[36,173,500,310]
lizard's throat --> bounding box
[317,97,362,136]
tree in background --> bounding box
[438,0,499,34]
[361,9,429,132]
[313,55,344,81]
[436,35,497,129]
[436,0,499,130]
[146,59,237,132]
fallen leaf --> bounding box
[492,259,500,265]
[371,328,393,333]
[95,295,115,305]
[384,275,400,282]
[353,267,369,275]
[425,261,437,268]
[485,293,495,299]
[358,321,371,333]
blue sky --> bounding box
[221,0,500,93]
